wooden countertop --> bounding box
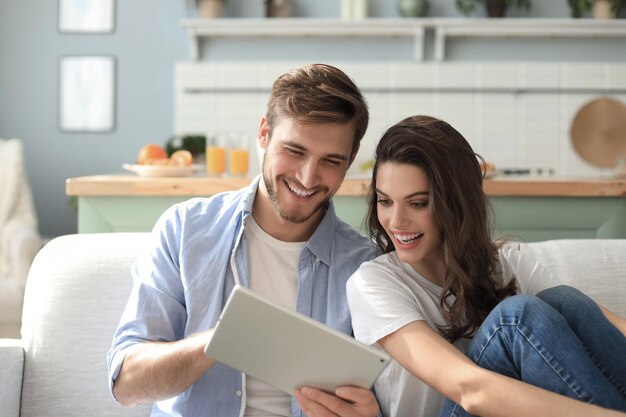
[66,174,626,197]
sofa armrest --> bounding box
[0,338,24,417]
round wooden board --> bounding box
[570,97,626,168]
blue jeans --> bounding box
[439,285,626,417]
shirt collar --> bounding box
[238,175,261,216]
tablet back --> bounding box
[204,285,390,394]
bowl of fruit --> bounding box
[123,144,202,177]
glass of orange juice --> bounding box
[206,133,227,176]
[228,133,249,177]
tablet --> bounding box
[204,285,390,394]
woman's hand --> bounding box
[294,386,379,417]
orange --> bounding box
[137,144,168,165]
[170,150,193,166]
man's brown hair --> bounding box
[266,64,369,157]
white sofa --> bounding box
[0,233,625,417]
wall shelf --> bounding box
[181,18,626,61]
[180,18,426,61]
[432,19,626,60]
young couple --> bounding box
[107,64,626,417]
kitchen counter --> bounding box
[65,174,626,240]
[66,174,626,197]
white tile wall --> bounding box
[388,64,432,89]
[518,63,561,90]
[475,63,518,89]
[561,64,606,90]
[606,65,626,90]
[388,93,433,125]
[175,62,626,178]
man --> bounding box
[107,64,380,417]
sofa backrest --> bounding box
[18,234,626,416]
[522,239,626,317]
[20,233,152,417]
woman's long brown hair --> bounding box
[367,115,517,342]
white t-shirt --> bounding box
[244,216,306,417]
[346,245,561,417]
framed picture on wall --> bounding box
[59,56,116,132]
[58,0,115,33]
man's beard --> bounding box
[263,172,329,224]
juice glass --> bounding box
[228,133,249,177]
[206,133,227,176]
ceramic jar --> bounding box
[398,0,428,17]
[197,0,223,19]
[266,0,293,18]
[592,0,616,19]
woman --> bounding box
[346,115,626,417]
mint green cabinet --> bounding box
[77,195,626,241]
[490,197,626,241]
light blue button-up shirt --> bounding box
[107,176,378,417]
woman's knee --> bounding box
[537,285,595,315]
[493,294,541,313]
[537,284,583,301]
[488,294,549,325]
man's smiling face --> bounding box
[258,116,356,225]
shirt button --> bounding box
[235,390,242,397]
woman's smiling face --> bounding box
[375,162,443,282]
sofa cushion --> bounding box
[20,233,152,417]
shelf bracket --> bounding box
[188,28,199,61]
[413,27,425,61]
[434,28,446,62]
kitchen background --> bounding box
[1,0,626,237]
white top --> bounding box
[346,245,561,417]
[244,216,306,417]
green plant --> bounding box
[456,0,531,16]
[568,0,587,17]
[166,135,206,157]
[568,0,625,17]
